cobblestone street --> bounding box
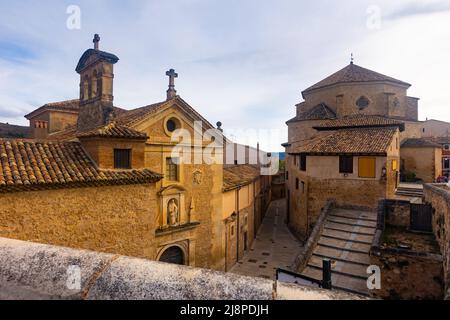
[230,199,303,280]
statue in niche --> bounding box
[193,170,203,185]
[168,199,179,227]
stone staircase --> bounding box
[395,183,423,198]
[300,208,378,296]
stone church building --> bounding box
[0,35,272,271]
[284,61,442,239]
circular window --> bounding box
[166,119,177,132]
[356,96,370,110]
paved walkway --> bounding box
[230,199,303,280]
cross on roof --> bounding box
[166,69,178,100]
[93,34,100,50]
[351,53,354,64]
[166,69,178,86]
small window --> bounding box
[444,145,450,151]
[358,157,376,178]
[231,225,235,236]
[444,159,450,169]
[166,158,179,181]
[300,154,307,171]
[286,171,289,180]
[114,149,131,169]
[339,156,353,174]
[296,178,299,190]
[356,96,370,110]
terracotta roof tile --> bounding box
[289,127,397,155]
[401,138,442,148]
[25,100,80,119]
[116,101,167,126]
[77,122,148,140]
[0,139,161,193]
[303,63,411,95]
[287,103,336,123]
[223,165,261,191]
[314,115,405,131]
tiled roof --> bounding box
[289,127,397,155]
[25,100,80,119]
[77,122,148,140]
[314,115,405,131]
[303,63,411,95]
[287,103,336,123]
[223,165,261,191]
[0,139,162,193]
[401,138,442,148]
[116,101,167,126]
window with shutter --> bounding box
[358,157,376,178]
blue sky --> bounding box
[1,0,450,151]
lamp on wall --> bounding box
[381,167,387,178]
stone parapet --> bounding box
[0,237,364,300]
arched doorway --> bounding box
[159,246,185,265]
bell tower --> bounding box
[75,34,119,131]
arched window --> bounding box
[91,70,98,97]
[83,76,89,101]
[159,246,185,265]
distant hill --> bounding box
[275,152,285,161]
[0,122,31,139]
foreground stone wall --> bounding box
[423,184,450,288]
[0,238,365,300]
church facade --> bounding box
[284,62,441,239]
[0,35,272,271]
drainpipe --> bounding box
[224,219,228,272]
[236,187,241,262]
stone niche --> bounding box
[158,185,189,229]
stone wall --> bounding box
[0,237,365,300]
[401,147,442,183]
[384,200,411,228]
[423,184,450,289]
[0,184,159,260]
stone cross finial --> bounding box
[351,53,354,64]
[93,34,100,50]
[166,69,178,100]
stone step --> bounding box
[321,229,374,244]
[313,246,371,266]
[301,266,369,296]
[329,209,377,221]
[324,221,376,236]
[308,255,369,279]
[328,213,377,223]
[326,216,377,228]
[318,236,372,253]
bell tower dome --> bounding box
[75,34,119,131]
